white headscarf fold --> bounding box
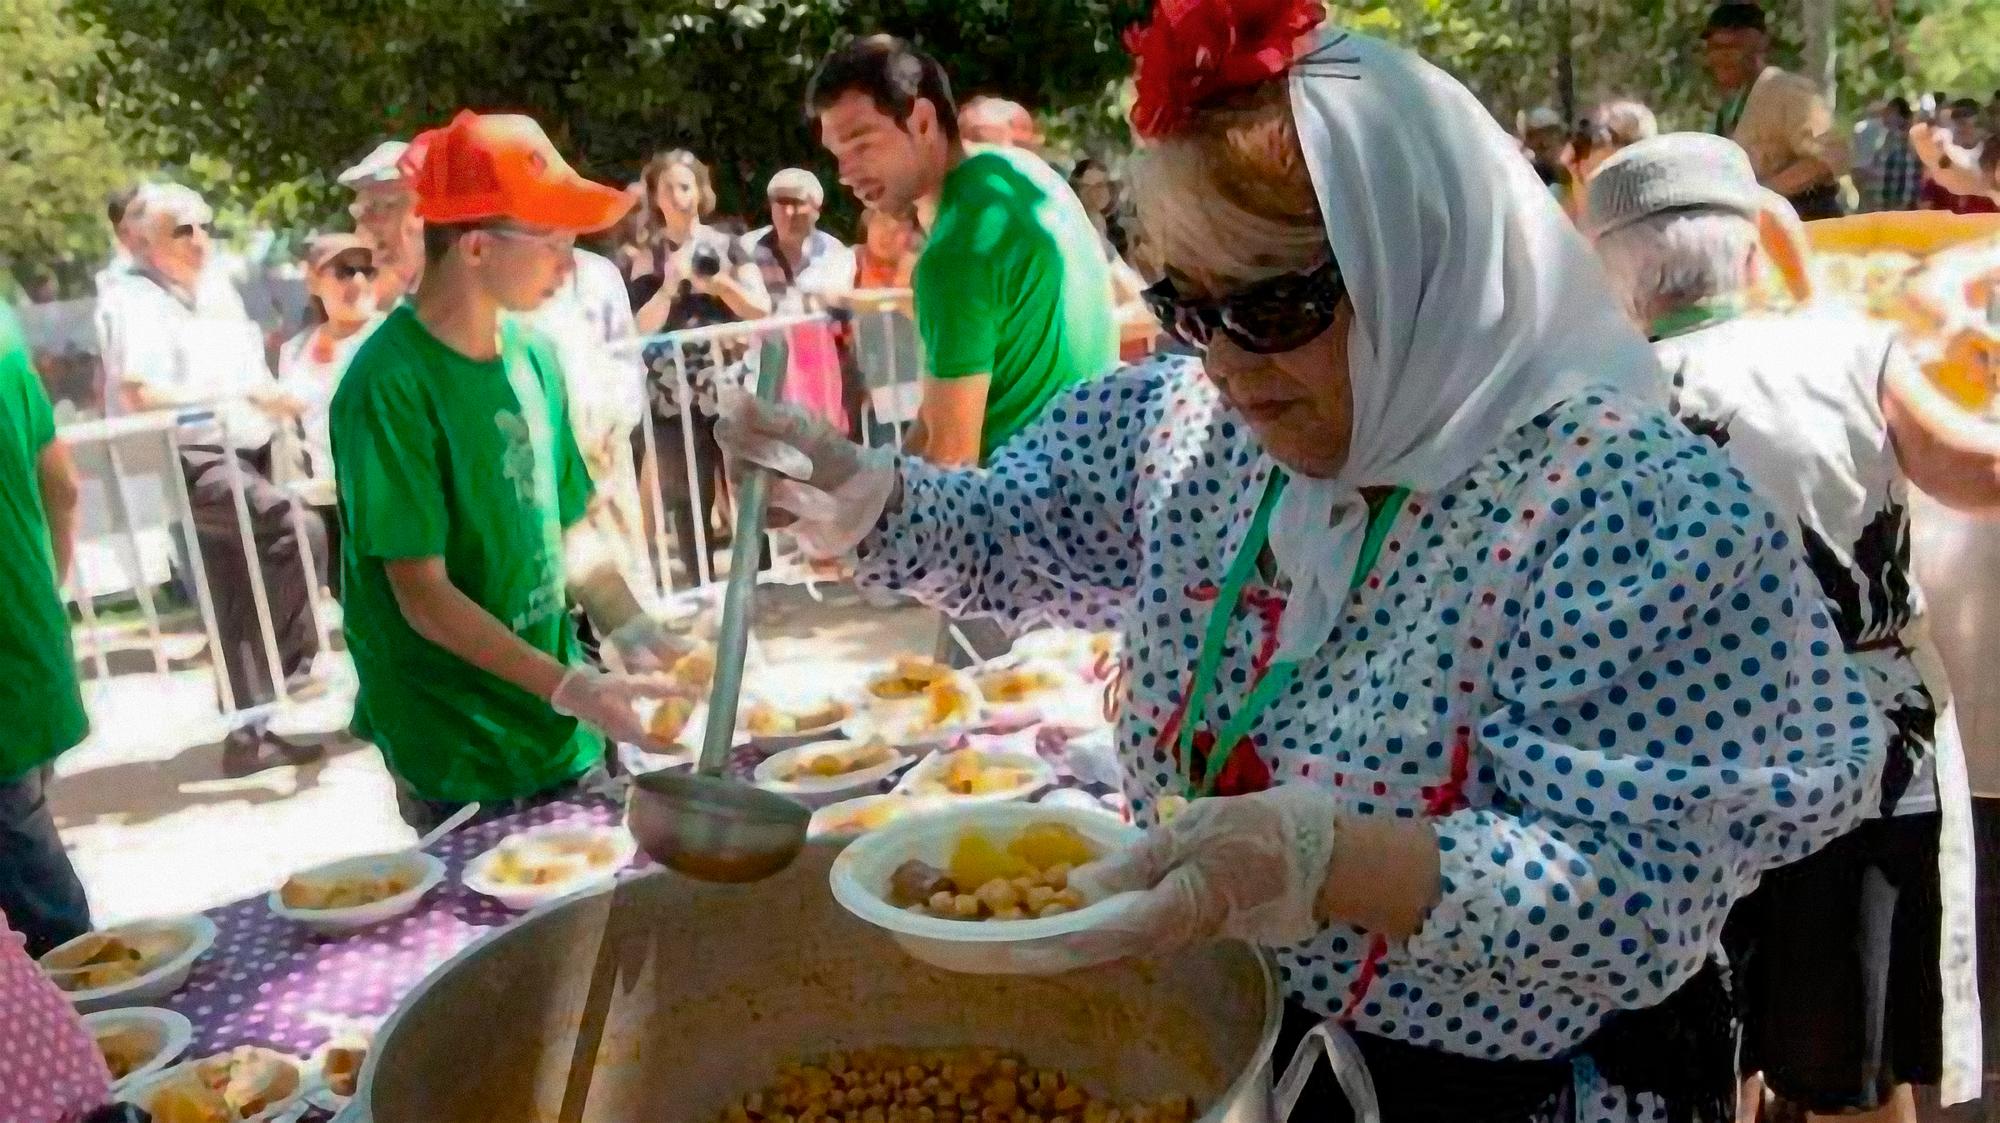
[1267,31,1663,660]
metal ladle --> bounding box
[626,356,810,883]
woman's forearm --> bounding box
[1317,814,1441,941]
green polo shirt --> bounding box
[914,146,1117,461]
[331,306,598,803]
[0,303,88,782]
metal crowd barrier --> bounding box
[57,298,926,722]
[60,405,334,720]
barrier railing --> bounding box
[58,298,927,722]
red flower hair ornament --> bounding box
[1124,0,1328,140]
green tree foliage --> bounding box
[0,0,131,292]
[74,0,1148,234]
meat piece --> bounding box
[888,860,954,908]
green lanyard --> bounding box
[1177,471,1409,797]
[1647,295,1747,341]
[1714,87,1750,138]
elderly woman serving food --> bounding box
[724,3,1883,1119]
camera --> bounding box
[690,245,724,280]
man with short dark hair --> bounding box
[807,36,1115,663]
[330,112,687,830]
[806,34,1114,470]
[1700,1,1848,218]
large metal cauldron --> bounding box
[336,841,1335,1122]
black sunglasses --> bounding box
[331,263,378,281]
[1142,257,1347,355]
[171,222,217,239]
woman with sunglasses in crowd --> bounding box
[725,5,1885,1119]
[277,234,384,594]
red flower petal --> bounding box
[1127,0,1326,140]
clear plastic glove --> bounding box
[714,385,898,559]
[603,615,698,674]
[549,667,683,751]
[1011,784,1342,974]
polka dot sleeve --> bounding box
[1398,420,1882,1015]
[858,361,1185,631]
[0,922,112,1123]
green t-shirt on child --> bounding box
[914,147,1117,461]
[331,305,599,803]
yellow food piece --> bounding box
[280,872,414,911]
[976,667,1059,703]
[784,740,895,782]
[967,766,1030,795]
[942,749,982,793]
[1006,822,1098,870]
[672,648,716,690]
[870,656,952,699]
[947,832,1034,890]
[95,1025,158,1079]
[647,696,695,744]
[1927,329,1998,412]
[922,680,971,728]
[744,703,796,736]
[149,1080,231,1123]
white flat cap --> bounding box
[338,140,411,188]
[766,167,825,206]
[1585,132,1778,239]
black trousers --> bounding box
[178,444,326,712]
[633,411,722,586]
[0,764,91,956]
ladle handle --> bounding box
[697,355,786,775]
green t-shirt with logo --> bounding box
[331,305,598,803]
[914,146,1116,461]
[0,303,87,782]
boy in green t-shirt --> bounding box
[0,301,92,955]
[808,35,1116,468]
[331,112,687,829]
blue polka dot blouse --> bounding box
[859,355,1882,1069]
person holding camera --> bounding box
[626,149,770,586]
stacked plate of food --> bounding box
[846,656,985,748]
[742,694,852,751]
[39,917,217,1012]
[806,792,953,841]
[122,1045,307,1123]
[753,737,911,808]
[462,824,637,911]
[893,745,1053,804]
[83,1007,193,1093]
[267,850,446,935]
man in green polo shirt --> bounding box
[0,301,92,955]
[332,111,687,830]
[809,35,1116,468]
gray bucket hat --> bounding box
[1584,132,1788,239]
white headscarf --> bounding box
[1267,31,1662,660]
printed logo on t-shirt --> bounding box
[495,409,540,507]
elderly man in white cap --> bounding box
[340,139,424,304]
[93,183,330,778]
[1589,131,2000,1123]
[743,168,856,317]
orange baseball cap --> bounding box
[401,111,633,234]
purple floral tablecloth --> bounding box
[162,793,628,1058]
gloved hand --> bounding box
[549,667,684,751]
[714,385,899,559]
[603,615,699,675]
[1011,784,1343,974]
